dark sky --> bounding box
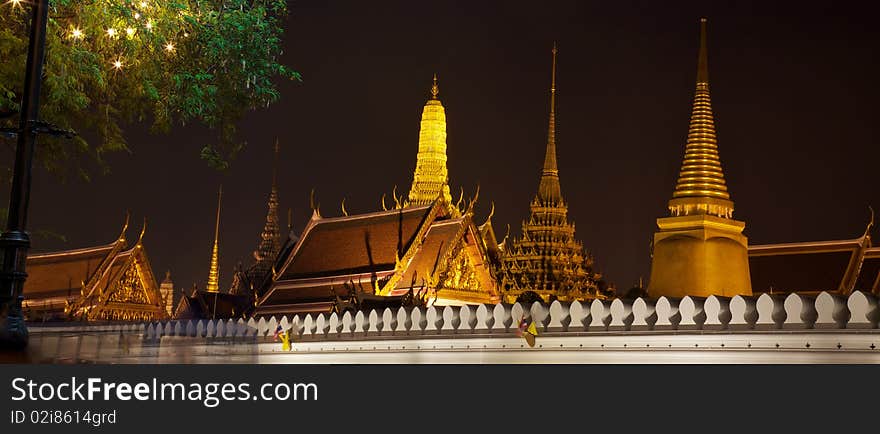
[16,0,880,292]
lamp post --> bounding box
[0,0,50,350]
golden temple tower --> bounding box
[647,18,752,299]
[206,185,222,293]
[500,44,601,303]
[406,74,457,215]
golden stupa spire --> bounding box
[206,185,222,293]
[647,18,752,300]
[538,42,562,204]
[668,18,734,219]
[407,74,456,214]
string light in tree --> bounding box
[112,59,123,70]
[6,0,22,8]
[70,27,84,40]
[125,27,135,37]
[106,28,117,38]
[164,42,175,53]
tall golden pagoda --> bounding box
[500,45,602,304]
[206,185,222,293]
[647,18,752,299]
[405,74,458,216]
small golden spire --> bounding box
[206,185,222,293]
[697,18,709,85]
[431,73,439,99]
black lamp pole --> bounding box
[0,0,50,350]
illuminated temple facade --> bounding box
[500,46,603,304]
[647,19,753,299]
[21,216,168,322]
[254,77,500,316]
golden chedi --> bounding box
[647,18,752,299]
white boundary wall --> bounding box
[25,291,880,364]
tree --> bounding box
[0,0,300,176]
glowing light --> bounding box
[134,12,140,19]
[139,1,147,8]
[106,28,117,37]
[70,28,84,40]
[126,27,136,37]
[164,42,175,53]
[145,21,152,30]
[7,0,22,8]
[112,59,123,70]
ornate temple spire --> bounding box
[537,43,562,204]
[668,18,734,219]
[206,185,222,293]
[500,44,602,304]
[249,139,282,285]
[407,74,455,213]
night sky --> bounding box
[14,0,880,293]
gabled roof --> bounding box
[24,217,167,321]
[258,200,451,310]
[175,291,253,320]
[748,235,874,295]
[25,241,122,299]
[395,218,462,289]
[276,204,438,281]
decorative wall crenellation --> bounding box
[31,290,879,343]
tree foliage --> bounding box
[0,0,300,176]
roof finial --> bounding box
[863,205,875,239]
[118,211,130,243]
[431,73,439,99]
[697,18,709,84]
[137,217,147,247]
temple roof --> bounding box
[23,219,167,322]
[175,290,253,320]
[25,242,121,299]
[748,236,879,295]
[276,205,435,281]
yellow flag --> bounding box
[527,321,538,336]
[281,331,291,351]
